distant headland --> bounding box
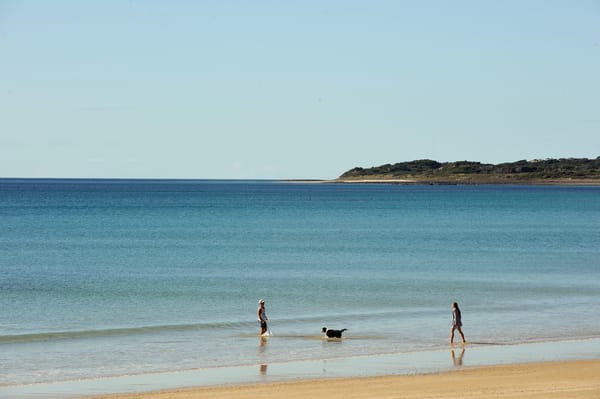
[335,157,600,185]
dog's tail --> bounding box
[340,328,348,332]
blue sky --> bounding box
[1,1,599,179]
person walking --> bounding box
[450,302,466,344]
[257,299,269,336]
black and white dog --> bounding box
[322,327,347,338]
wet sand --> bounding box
[91,360,600,399]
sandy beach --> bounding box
[90,360,600,399]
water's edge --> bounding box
[2,337,599,399]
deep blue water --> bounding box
[1,180,599,386]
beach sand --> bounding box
[90,360,600,399]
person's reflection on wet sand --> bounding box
[259,336,268,351]
[260,364,268,375]
[259,336,268,375]
[451,346,465,367]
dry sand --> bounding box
[90,360,600,399]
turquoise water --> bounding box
[1,180,599,390]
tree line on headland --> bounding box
[338,157,600,184]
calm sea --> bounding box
[1,180,599,388]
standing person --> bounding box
[450,302,466,344]
[257,299,269,335]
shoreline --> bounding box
[3,177,600,186]
[2,337,599,398]
[89,360,600,399]
[285,178,600,185]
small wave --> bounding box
[0,321,250,344]
[239,332,387,341]
[273,308,439,326]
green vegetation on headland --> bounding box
[338,157,600,184]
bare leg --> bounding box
[457,326,466,343]
[450,326,455,343]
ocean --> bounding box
[1,180,599,395]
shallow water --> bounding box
[2,338,600,398]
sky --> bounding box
[1,1,599,179]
